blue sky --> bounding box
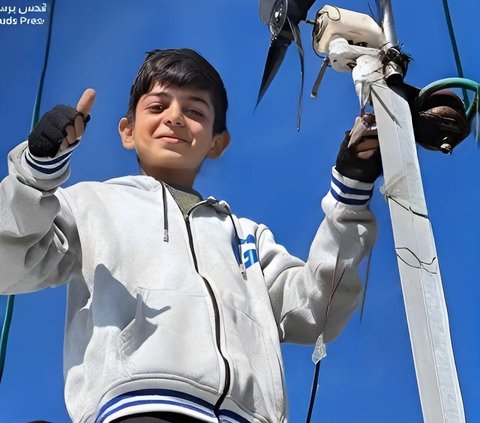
[0,1,479,422]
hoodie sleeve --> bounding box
[0,142,80,294]
[258,167,377,344]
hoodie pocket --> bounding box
[224,306,285,421]
[118,288,223,391]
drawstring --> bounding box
[206,198,247,280]
[161,182,169,242]
[161,190,246,280]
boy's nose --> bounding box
[163,103,184,126]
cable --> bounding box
[0,296,14,381]
[0,0,56,383]
[31,0,56,130]
[440,0,468,107]
[305,362,321,423]
[415,77,479,121]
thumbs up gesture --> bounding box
[28,88,96,158]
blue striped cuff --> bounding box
[330,167,374,206]
[95,389,251,423]
[23,145,77,180]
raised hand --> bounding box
[28,88,96,158]
[335,114,382,183]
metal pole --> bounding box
[376,0,398,47]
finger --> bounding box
[349,112,378,145]
[362,127,378,139]
[355,137,379,152]
[349,124,376,147]
[361,113,376,126]
[58,136,81,153]
[65,125,77,144]
[357,149,377,160]
[58,138,70,153]
[73,114,86,140]
[76,88,96,117]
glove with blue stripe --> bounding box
[25,89,96,179]
[335,113,382,183]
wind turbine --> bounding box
[256,0,478,421]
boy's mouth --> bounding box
[156,135,188,144]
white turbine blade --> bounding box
[371,82,465,423]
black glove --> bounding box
[28,105,90,158]
[335,114,382,183]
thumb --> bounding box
[76,88,96,117]
[59,88,96,152]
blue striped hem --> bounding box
[95,389,251,423]
[25,154,70,175]
[97,398,214,423]
[330,188,370,205]
[331,174,373,196]
[220,409,251,423]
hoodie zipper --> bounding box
[184,202,231,416]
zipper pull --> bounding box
[239,262,247,280]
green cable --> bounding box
[31,0,56,130]
[0,297,14,381]
[441,0,469,107]
[416,77,479,121]
[0,0,56,383]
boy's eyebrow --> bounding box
[145,91,212,110]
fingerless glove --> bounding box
[335,115,382,183]
[28,105,89,158]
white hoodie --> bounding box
[0,142,377,423]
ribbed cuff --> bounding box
[329,167,374,207]
[23,144,77,180]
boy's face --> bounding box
[119,82,229,187]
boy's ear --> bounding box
[207,131,230,159]
[119,117,135,150]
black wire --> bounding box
[305,362,321,423]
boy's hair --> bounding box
[127,48,228,135]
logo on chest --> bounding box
[233,234,259,270]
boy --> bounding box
[0,49,381,423]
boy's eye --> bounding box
[149,103,166,112]
[186,108,204,117]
